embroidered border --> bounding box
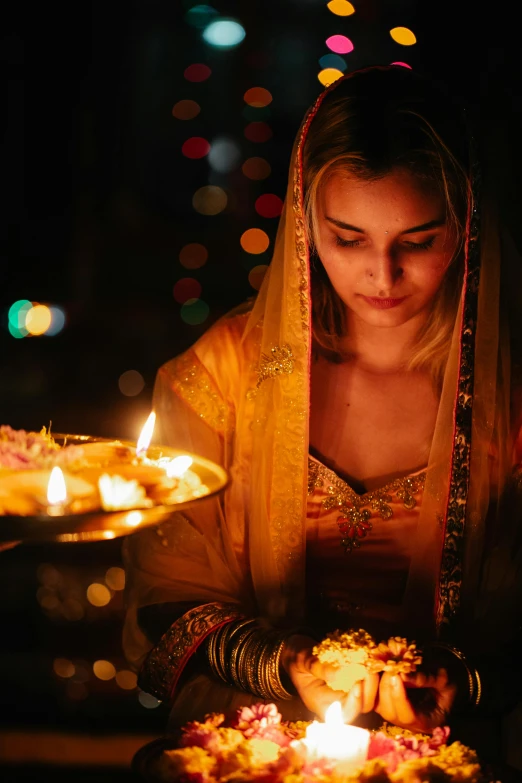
[308,459,426,553]
[170,350,231,435]
[138,602,245,702]
[436,144,481,631]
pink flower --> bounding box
[233,703,285,742]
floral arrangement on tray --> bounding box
[152,702,497,783]
[0,423,207,516]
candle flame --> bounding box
[166,455,193,478]
[47,466,67,505]
[302,700,370,772]
[136,411,156,455]
[324,701,343,726]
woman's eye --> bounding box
[404,237,436,251]
[335,236,361,248]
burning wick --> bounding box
[47,466,68,516]
[166,456,193,478]
[136,411,156,458]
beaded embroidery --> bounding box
[250,344,295,396]
[308,459,426,553]
[170,350,231,435]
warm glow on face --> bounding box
[47,467,67,505]
[136,411,156,455]
[166,456,193,478]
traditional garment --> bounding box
[122,66,522,764]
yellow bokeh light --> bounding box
[53,658,75,678]
[86,582,111,607]
[116,670,138,690]
[105,566,125,591]
[25,304,52,335]
[248,264,269,291]
[240,228,270,254]
[327,0,355,17]
[192,186,228,215]
[390,27,417,46]
[318,68,344,87]
[93,660,116,681]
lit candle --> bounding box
[98,474,153,511]
[165,455,193,478]
[136,411,156,458]
[294,701,369,776]
[47,466,68,516]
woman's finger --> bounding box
[361,673,379,713]
[376,671,396,723]
[390,675,417,725]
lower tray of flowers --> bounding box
[151,703,499,783]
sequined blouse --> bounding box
[305,454,427,639]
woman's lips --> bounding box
[360,295,409,309]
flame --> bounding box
[136,411,156,455]
[166,455,193,478]
[303,701,369,770]
[47,466,67,505]
[324,700,343,726]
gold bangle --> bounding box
[427,642,477,706]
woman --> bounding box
[123,66,522,767]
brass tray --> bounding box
[0,434,229,544]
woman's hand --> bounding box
[375,656,460,732]
[282,634,379,722]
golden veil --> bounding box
[122,66,522,735]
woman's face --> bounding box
[314,168,460,329]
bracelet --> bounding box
[204,619,297,701]
[426,642,482,708]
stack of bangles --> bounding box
[204,619,297,701]
[425,643,482,708]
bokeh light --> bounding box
[182,137,210,159]
[172,100,201,120]
[184,63,212,82]
[244,87,272,107]
[53,658,75,679]
[327,0,355,17]
[118,370,145,397]
[244,122,272,143]
[61,599,85,622]
[192,186,227,215]
[173,278,203,304]
[255,194,283,218]
[390,27,417,45]
[391,61,412,69]
[318,68,344,87]
[208,137,241,173]
[180,298,210,326]
[138,691,161,709]
[179,243,208,269]
[105,566,125,591]
[240,228,270,254]
[93,660,116,681]
[325,34,354,54]
[185,4,218,29]
[202,19,246,49]
[248,264,269,291]
[86,583,111,607]
[25,304,52,336]
[319,53,347,72]
[116,670,138,690]
[8,299,31,338]
[37,563,62,587]
[242,157,271,180]
[46,306,66,336]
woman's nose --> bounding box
[368,252,403,292]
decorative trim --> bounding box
[248,344,295,399]
[436,146,482,631]
[169,350,231,435]
[308,459,426,553]
[138,602,245,703]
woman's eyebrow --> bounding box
[325,216,446,233]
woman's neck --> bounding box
[341,310,428,374]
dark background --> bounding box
[1,0,521,774]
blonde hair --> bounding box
[303,68,472,388]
